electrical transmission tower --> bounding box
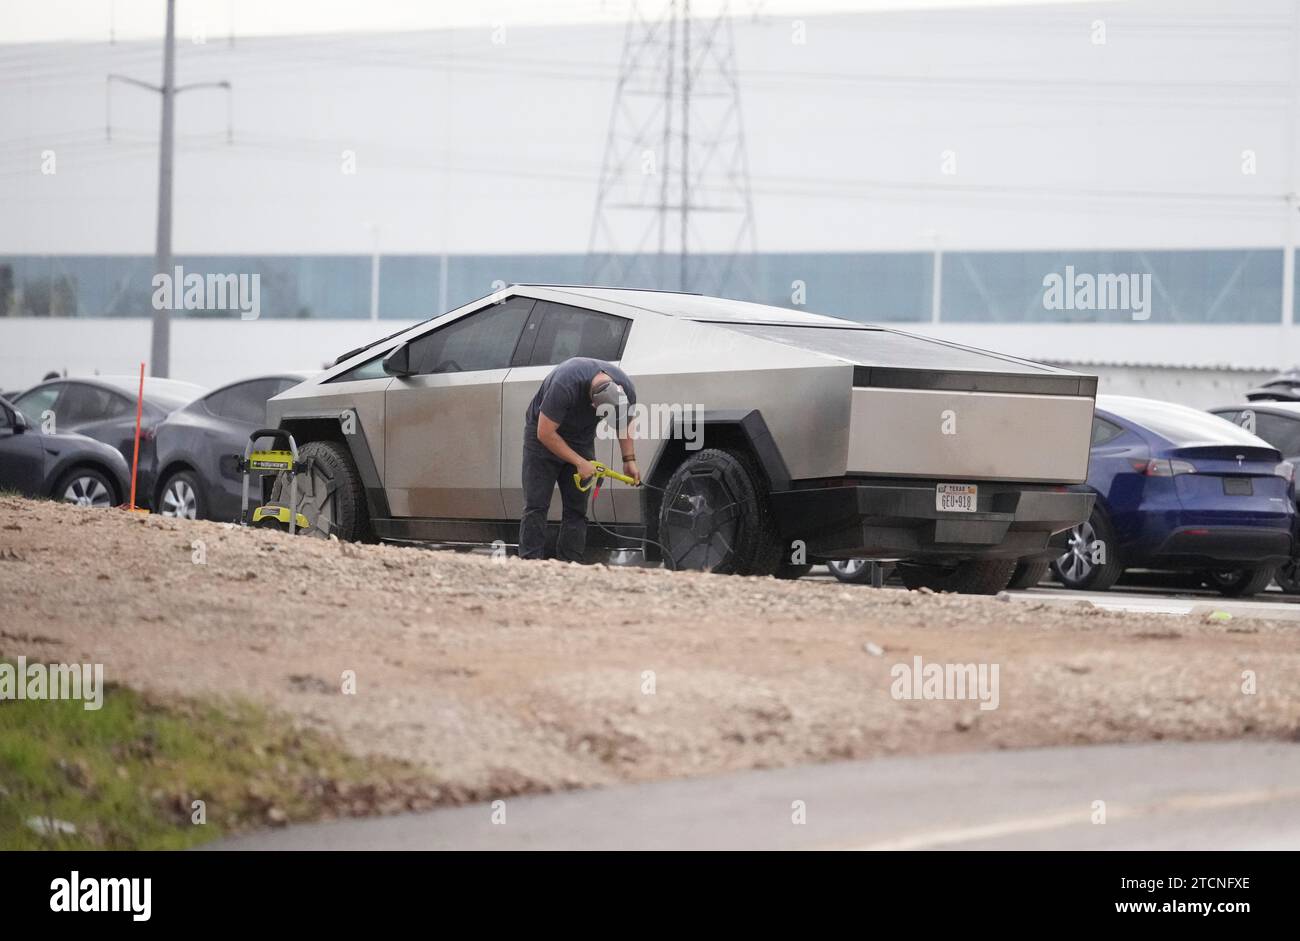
[587,0,757,297]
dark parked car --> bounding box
[10,376,205,508]
[1048,395,1294,597]
[0,395,130,507]
[1244,370,1300,403]
[1209,400,1300,592]
[152,373,314,521]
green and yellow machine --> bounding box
[238,429,312,534]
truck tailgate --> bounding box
[847,387,1094,482]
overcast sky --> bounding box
[5,0,1090,44]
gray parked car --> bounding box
[10,375,205,507]
[153,373,316,521]
[0,395,130,507]
[263,286,1097,593]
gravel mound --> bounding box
[3,496,1297,802]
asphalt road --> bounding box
[212,742,1300,851]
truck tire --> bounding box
[1007,559,1050,590]
[270,439,370,542]
[1204,565,1276,598]
[896,559,1017,595]
[658,447,782,576]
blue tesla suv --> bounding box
[1051,396,1294,597]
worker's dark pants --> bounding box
[519,443,591,562]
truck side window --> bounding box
[528,302,630,366]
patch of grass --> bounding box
[0,664,438,850]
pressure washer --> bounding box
[237,429,312,534]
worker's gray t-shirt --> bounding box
[524,357,636,457]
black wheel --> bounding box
[54,466,117,508]
[269,440,370,541]
[1008,559,1050,590]
[896,559,1017,595]
[1204,565,1276,598]
[1051,506,1124,591]
[657,448,781,575]
[1273,558,1300,594]
[156,469,205,520]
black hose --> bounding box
[584,474,740,570]
[585,475,673,562]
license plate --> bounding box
[1223,477,1253,496]
[936,483,978,513]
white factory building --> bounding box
[1,0,1296,400]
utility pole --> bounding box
[152,0,176,378]
[588,0,756,297]
[366,223,381,321]
[679,1,690,291]
[106,0,230,377]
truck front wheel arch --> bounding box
[642,411,790,566]
[277,413,390,524]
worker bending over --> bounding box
[520,356,640,561]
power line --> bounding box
[0,125,1287,223]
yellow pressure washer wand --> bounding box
[573,460,639,492]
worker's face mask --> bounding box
[591,379,630,432]
[591,379,627,412]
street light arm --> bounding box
[107,73,162,93]
[175,80,232,94]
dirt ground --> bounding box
[2,496,1298,803]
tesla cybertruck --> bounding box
[263,285,1096,594]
